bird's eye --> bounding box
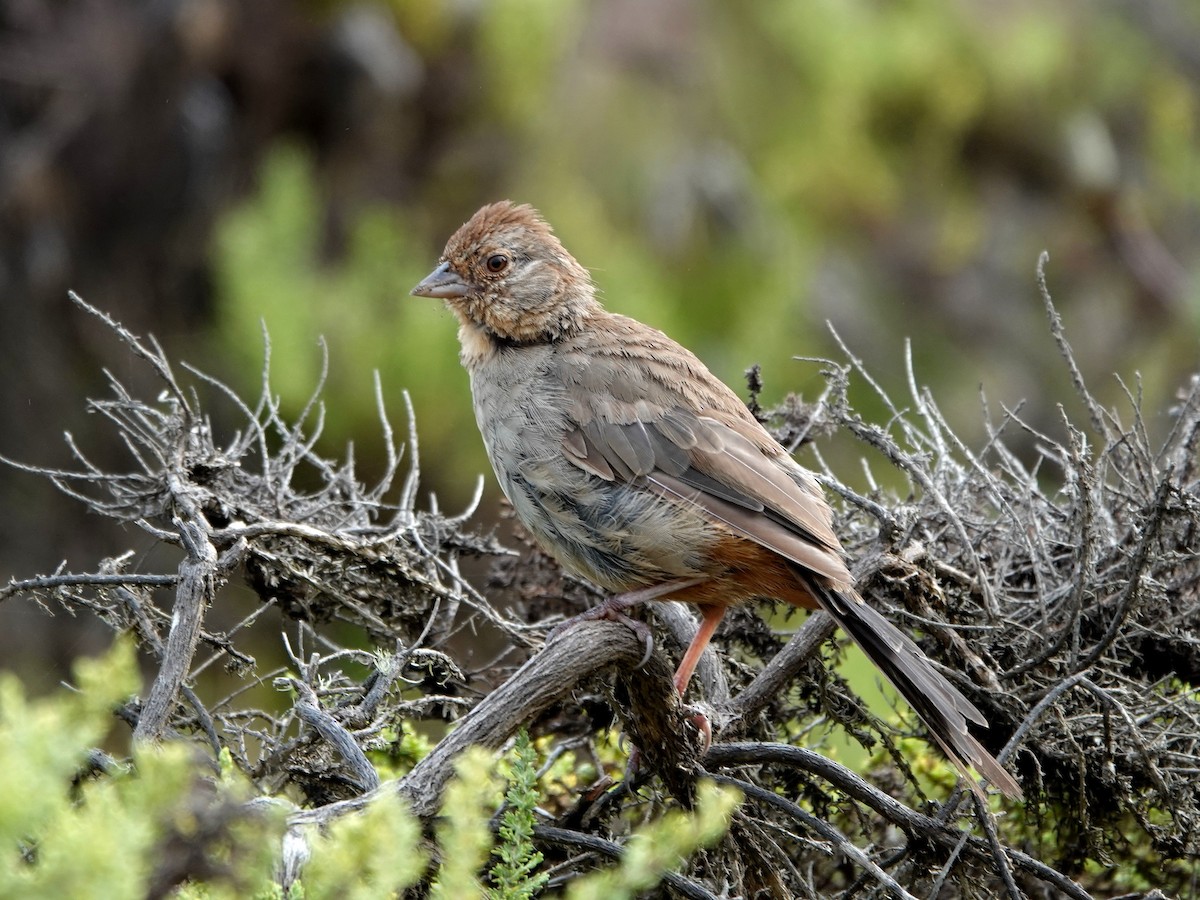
[486,254,509,273]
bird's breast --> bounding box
[465,342,569,482]
[464,344,720,592]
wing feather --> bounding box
[557,321,848,585]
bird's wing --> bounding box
[556,315,1022,800]
[556,316,852,587]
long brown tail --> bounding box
[811,580,1022,800]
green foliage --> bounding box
[300,734,739,900]
[431,748,503,900]
[489,730,548,900]
[0,638,740,898]
[0,640,282,899]
[565,781,741,900]
[301,790,425,900]
[0,637,138,863]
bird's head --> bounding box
[411,201,600,344]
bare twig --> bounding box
[5,288,1198,897]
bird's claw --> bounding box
[683,705,712,755]
[547,597,655,668]
[624,745,643,783]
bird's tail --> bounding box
[811,581,1022,800]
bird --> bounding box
[411,200,1022,800]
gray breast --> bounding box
[467,345,715,592]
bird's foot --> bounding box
[547,595,656,668]
[546,579,706,668]
[624,744,644,783]
[683,705,712,755]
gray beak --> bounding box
[411,261,469,299]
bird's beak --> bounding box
[411,261,469,299]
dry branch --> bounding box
[4,283,1198,897]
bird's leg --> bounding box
[672,604,727,695]
[673,604,727,754]
[548,579,716,773]
[547,578,705,668]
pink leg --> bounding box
[673,605,726,755]
[673,604,727,695]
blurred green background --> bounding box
[1,0,1197,683]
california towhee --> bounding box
[412,201,1021,800]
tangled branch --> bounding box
[4,274,1196,897]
